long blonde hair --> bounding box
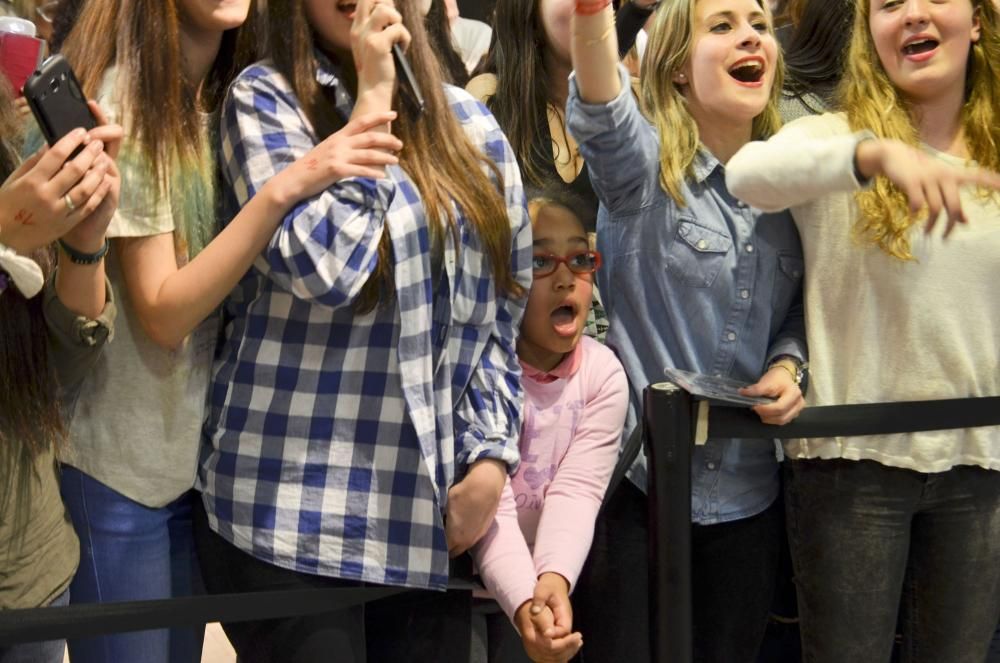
[841,0,1000,259]
[640,0,784,206]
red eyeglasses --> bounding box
[531,250,603,278]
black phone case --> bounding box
[23,54,97,149]
[391,44,425,115]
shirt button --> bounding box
[726,332,737,341]
[707,462,717,470]
[697,239,708,250]
[740,289,750,299]
[745,244,755,253]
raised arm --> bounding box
[572,2,621,104]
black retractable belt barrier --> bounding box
[0,563,479,646]
[705,396,1000,440]
[644,389,1000,663]
[644,383,695,663]
[0,587,402,646]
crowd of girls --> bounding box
[1,0,998,662]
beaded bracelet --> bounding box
[58,238,110,265]
[576,0,612,16]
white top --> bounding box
[451,16,492,74]
[727,112,1000,473]
[66,68,218,507]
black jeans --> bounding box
[193,499,471,663]
[989,623,1000,663]
[469,599,532,663]
[785,459,1000,663]
[573,480,782,663]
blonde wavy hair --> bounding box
[640,0,785,206]
[841,0,1000,259]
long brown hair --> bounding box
[60,0,258,189]
[841,0,1000,260]
[641,0,784,206]
[425,0,469,86]
[474,0,555,188]
[267,0,523,313]
[0,78,64,545]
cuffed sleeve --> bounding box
[43,274,116,401]
[453,115,533,477]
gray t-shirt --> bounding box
[65,68,218,507]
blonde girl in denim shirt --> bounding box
[566,0,807,661]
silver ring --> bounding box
[64,193,76,213]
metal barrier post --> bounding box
[644,382,695,663]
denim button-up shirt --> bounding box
[566,67,806,524]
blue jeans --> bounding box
[785,459,1000,663]
[60,466,204,663]
[0,589,69,663]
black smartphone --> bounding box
[23,54,97,155]
[392,43,425,115]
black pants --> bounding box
[193,499,471,663]
[573,481,782,663]
[785,459,1000,663]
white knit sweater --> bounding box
[727,112,1000,473]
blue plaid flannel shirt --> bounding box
[199,56,531,590]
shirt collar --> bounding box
[520,341,584,384]
[692,148,724,184]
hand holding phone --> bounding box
[23,55,98,153]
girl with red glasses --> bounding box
[471,188,629,663]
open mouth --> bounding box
[336,1,357,18]
[728,58,765,84]
[550,302,580,337]
[902,38,939,56]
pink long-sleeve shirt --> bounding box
[473,335,629,619]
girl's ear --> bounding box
[970,6,982,44]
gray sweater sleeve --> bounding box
[43,275,116,411]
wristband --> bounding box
[768,355,808,387]
[852,130,877,188]
[58,238,110,265]
[771,363,797,383]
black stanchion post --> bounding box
[644,382,695,663]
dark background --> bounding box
[457,0,495,23]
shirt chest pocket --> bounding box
[665,219,733,288]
